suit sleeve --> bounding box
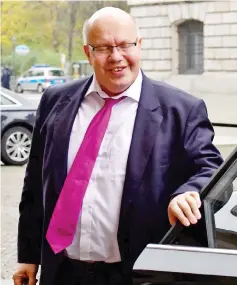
[172,99,224,197]
[17,89,49,264]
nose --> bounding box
[109,47,123,61]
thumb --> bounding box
[28,271,37,285]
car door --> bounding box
[21,70,33,90]
[133,147,237,285]
[27,69,39,91]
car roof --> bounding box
[0,87,39,109]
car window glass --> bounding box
[0,94,16,105]
[162,148,237,251]
[48,70,64,76]
[32,70,44,76]
[205,159,237,250]
[26,71,33,77]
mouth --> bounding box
[109,66,127,72]
[108,67,127,78]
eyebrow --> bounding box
[90,39,134,46]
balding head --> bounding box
[83,7,139,44]
[82,6,142,97]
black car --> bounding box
[1,87,38,165]
[133,147,237,284]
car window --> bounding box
[0,94,16,105]
[205,160,237,250]
[32,70,44,76]
[23,71,33,77]
[160,147,237,250]
[48,69,64,76]
[133,148,237,284]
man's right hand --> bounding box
[13,263,39,285]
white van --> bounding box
[16,66,67,93]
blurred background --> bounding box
[1,1,128,80]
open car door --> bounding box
[133,147,237,285]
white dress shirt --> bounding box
[65,71,142,262]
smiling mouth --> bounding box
[110,67,126,72]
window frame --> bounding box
[160,147,237,246]
[0,93,21,108]
[178,20,204,75]
[132,148,237,283]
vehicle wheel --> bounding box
[16,84,23,93]
[37,84,44,93]
[1,126,32,166]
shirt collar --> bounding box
[85,69,143,102]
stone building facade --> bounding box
[128,0,237,100]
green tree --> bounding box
[1,1,129,74]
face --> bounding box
[84,16,142,97]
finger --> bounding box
[168,209,177,225]
[28,272,37,285]
[13,277,22,285]
[13,274,27,285]
[177,199,197,224]
[185,194,202,219]
[169,203,190,226]
[28,276,37,285]
[190,191,202,208]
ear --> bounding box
[137,37,142,49]
[84,45,92,65]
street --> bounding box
[18,91,42,102]
[1,91,42,282]
[1,165,26,280]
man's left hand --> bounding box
[168,191,202,227]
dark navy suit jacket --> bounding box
[17,73,223,285]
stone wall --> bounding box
[128,0,237,99]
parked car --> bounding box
[16,65,67,93]
[1,87,37,165]
[133,147,237,284]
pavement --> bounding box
[1,165,25,280]
[1,280,13,285]
[16,91,42,102]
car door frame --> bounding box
[133,147,237,279]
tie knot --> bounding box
[104,96,125,108]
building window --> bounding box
[178,20,204,74]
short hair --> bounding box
[82,19,89,45]
[82,9,140,45]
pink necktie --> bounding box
[46,96,124,254]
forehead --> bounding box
[88,16,137,44]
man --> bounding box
[13,7,223,285]
[1,65,12,89]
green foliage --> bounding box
[1,0,129,75]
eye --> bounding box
[95,46,109,52]
[119,43,133,49]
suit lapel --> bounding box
[52,73,163,203]
[52,77,93,194]
[121,74,163,211]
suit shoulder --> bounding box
[37,77,91,120]
[150,79,201,108]
[45,77,90,101]
[39,77,90,109]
